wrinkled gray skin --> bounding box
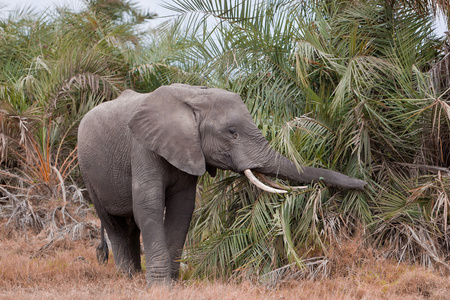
[78,84,366,286]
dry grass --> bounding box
[0,223,449,300]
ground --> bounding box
[0,208,449,299]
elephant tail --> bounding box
[96,222,109,265]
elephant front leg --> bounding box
[132,183,171,286]
[164,179,197,279]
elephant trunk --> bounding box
[252,148,367,190]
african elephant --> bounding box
[77,84,366,286]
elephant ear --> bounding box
[128,86,206,176]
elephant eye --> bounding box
[228,128,238,139]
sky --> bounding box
[0,0,448,36]
[0,0,172,26]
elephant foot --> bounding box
[114,261,142,278]
[146,267,172,288]
[147,277,176,289]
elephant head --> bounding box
[128,83,366,191]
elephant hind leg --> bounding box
[100,213,142,275]
[83,182,141,273]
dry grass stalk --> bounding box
[430,32,450,100]
[0,229,449,299]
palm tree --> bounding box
[156,0,450,279]
[0,1,160,205]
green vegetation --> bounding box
[1,0,450,282]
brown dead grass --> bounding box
[0,222,449,299]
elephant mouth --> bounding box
[243,169,307,194]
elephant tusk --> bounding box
[244,169,287,194]
[254,172,308,191]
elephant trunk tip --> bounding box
[359,179,368,190]
[313,168,368,190]
[338,178,367,190]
